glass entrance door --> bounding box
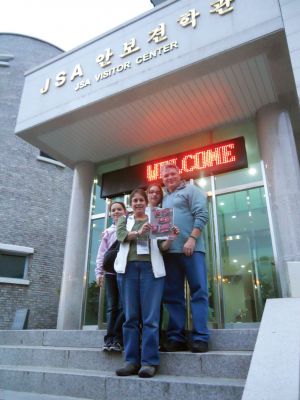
[85,181,279,329]
[213,186,278,327]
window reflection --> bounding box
[217,187,278,326]
[84,218,105,325]
[91,182,106,215]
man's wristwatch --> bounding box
[189,235,197,241]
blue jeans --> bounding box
[104,274,124,344]
[117,261,165,366]
[163,252,209,343]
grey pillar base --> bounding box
[57,161,95,330]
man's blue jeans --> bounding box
[163,251,209,343]
[117,261,164,366]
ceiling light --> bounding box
[198,178,207,188]
[248,167,257,176]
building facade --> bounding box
[12,0,300,330]
[0,34,73,329]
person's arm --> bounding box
[95,230,110,287]
[189,185,209,230]
[158,226,180,251]
[117,215,141,242]
[183,186,208,256]
[117,216,151,241]
[116,215,129,242]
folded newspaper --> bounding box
[149,207,174,239]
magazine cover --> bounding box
[149,207,174,239]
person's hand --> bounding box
[96,275,105,287]
[139,222,152,236]
[168,225,180,240]
[183,237,196,256]
[171,226,180,236]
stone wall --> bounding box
[0,34,73,329]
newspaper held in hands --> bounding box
[149,207,174,239]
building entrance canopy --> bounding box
[15,0,298,168]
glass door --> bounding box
[84,217,105,325]
[203,193,220,328]
[186,192,220,330]
[215,187,278,327]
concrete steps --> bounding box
[0,329,258,400]
[0,389,90,400]
[0,346,252,378]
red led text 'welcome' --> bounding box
[146,142,238,182]
[101,136,247,198]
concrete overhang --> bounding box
[15,0,300,168]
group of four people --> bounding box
[95,163,209,378]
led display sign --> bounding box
[101,136,247,198]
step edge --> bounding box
[0,364,246,386]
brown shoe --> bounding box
[138,365,157,378]
[116,363,140,376]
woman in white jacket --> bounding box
[115,188,179,378]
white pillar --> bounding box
[256,104,300,297]
[57,161,95,329]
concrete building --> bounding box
[5,0,300,331]
[1,1,300,399]
[0,33,73,329]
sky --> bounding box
[2,0,154,51]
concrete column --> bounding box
[57,161,95,329]
[256,104,300,297]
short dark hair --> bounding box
[129,188,147,204]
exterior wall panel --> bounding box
[279,0,300,104]
[0,34,73,329]
[15,0,283,135]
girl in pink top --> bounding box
[95,201,126,351]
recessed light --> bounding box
[248,167,257,176]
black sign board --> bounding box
[101,136,248,198]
